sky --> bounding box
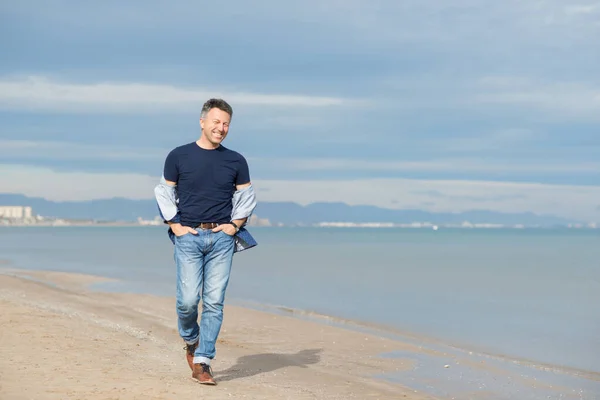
[1,0,599,221]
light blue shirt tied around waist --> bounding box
[154,175,258,253]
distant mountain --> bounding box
[0,193,578,226]
[0,193,155,222]
[252,201,576,226]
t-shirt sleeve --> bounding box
[236,155,251,185]
[163,149,179,182]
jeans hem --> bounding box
[193,356,212,365]
[184,338,199,345]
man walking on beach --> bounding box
[154,98,257,385]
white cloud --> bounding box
[7,1,600,61]
[1,164,598,221]
[374,74,600,120]
[431,128,541,152]
[0,164,158,201]
[0,140,166,161]
[251,156,600,174]
[564,4,600,15]
[302,1,600,48]
[0,76,358,113]
[474,76,600,119]
[2,139,598,176]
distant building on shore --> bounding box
[247,214,271,227]
[0,206,33,219]
[137,216,163,226]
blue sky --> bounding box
[1,1,599,221]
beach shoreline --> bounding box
[0,269,435,400]
[1,268,598,399]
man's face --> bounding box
[200,108,231,146]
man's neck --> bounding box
[196,137,219,150]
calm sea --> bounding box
[1,226,599,398]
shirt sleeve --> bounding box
[236,155,251,185]
[163,149,179,182]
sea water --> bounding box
[1,226,599,398]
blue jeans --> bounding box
[174,229,235,365]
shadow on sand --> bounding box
[215,348,323,382]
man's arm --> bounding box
[162,179,197,236]
[154,151,198,237]
[213,154,255,235]
[154,176,179,222]
[231,181,251,227]
[211,181,255,235]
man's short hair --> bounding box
[201,98,233,118]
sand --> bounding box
[0,270,438,400]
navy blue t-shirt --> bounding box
[163,142,251,226]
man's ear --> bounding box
[199,118,204,130]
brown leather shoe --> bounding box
[192,363,216,385]
[183,342,198,371]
